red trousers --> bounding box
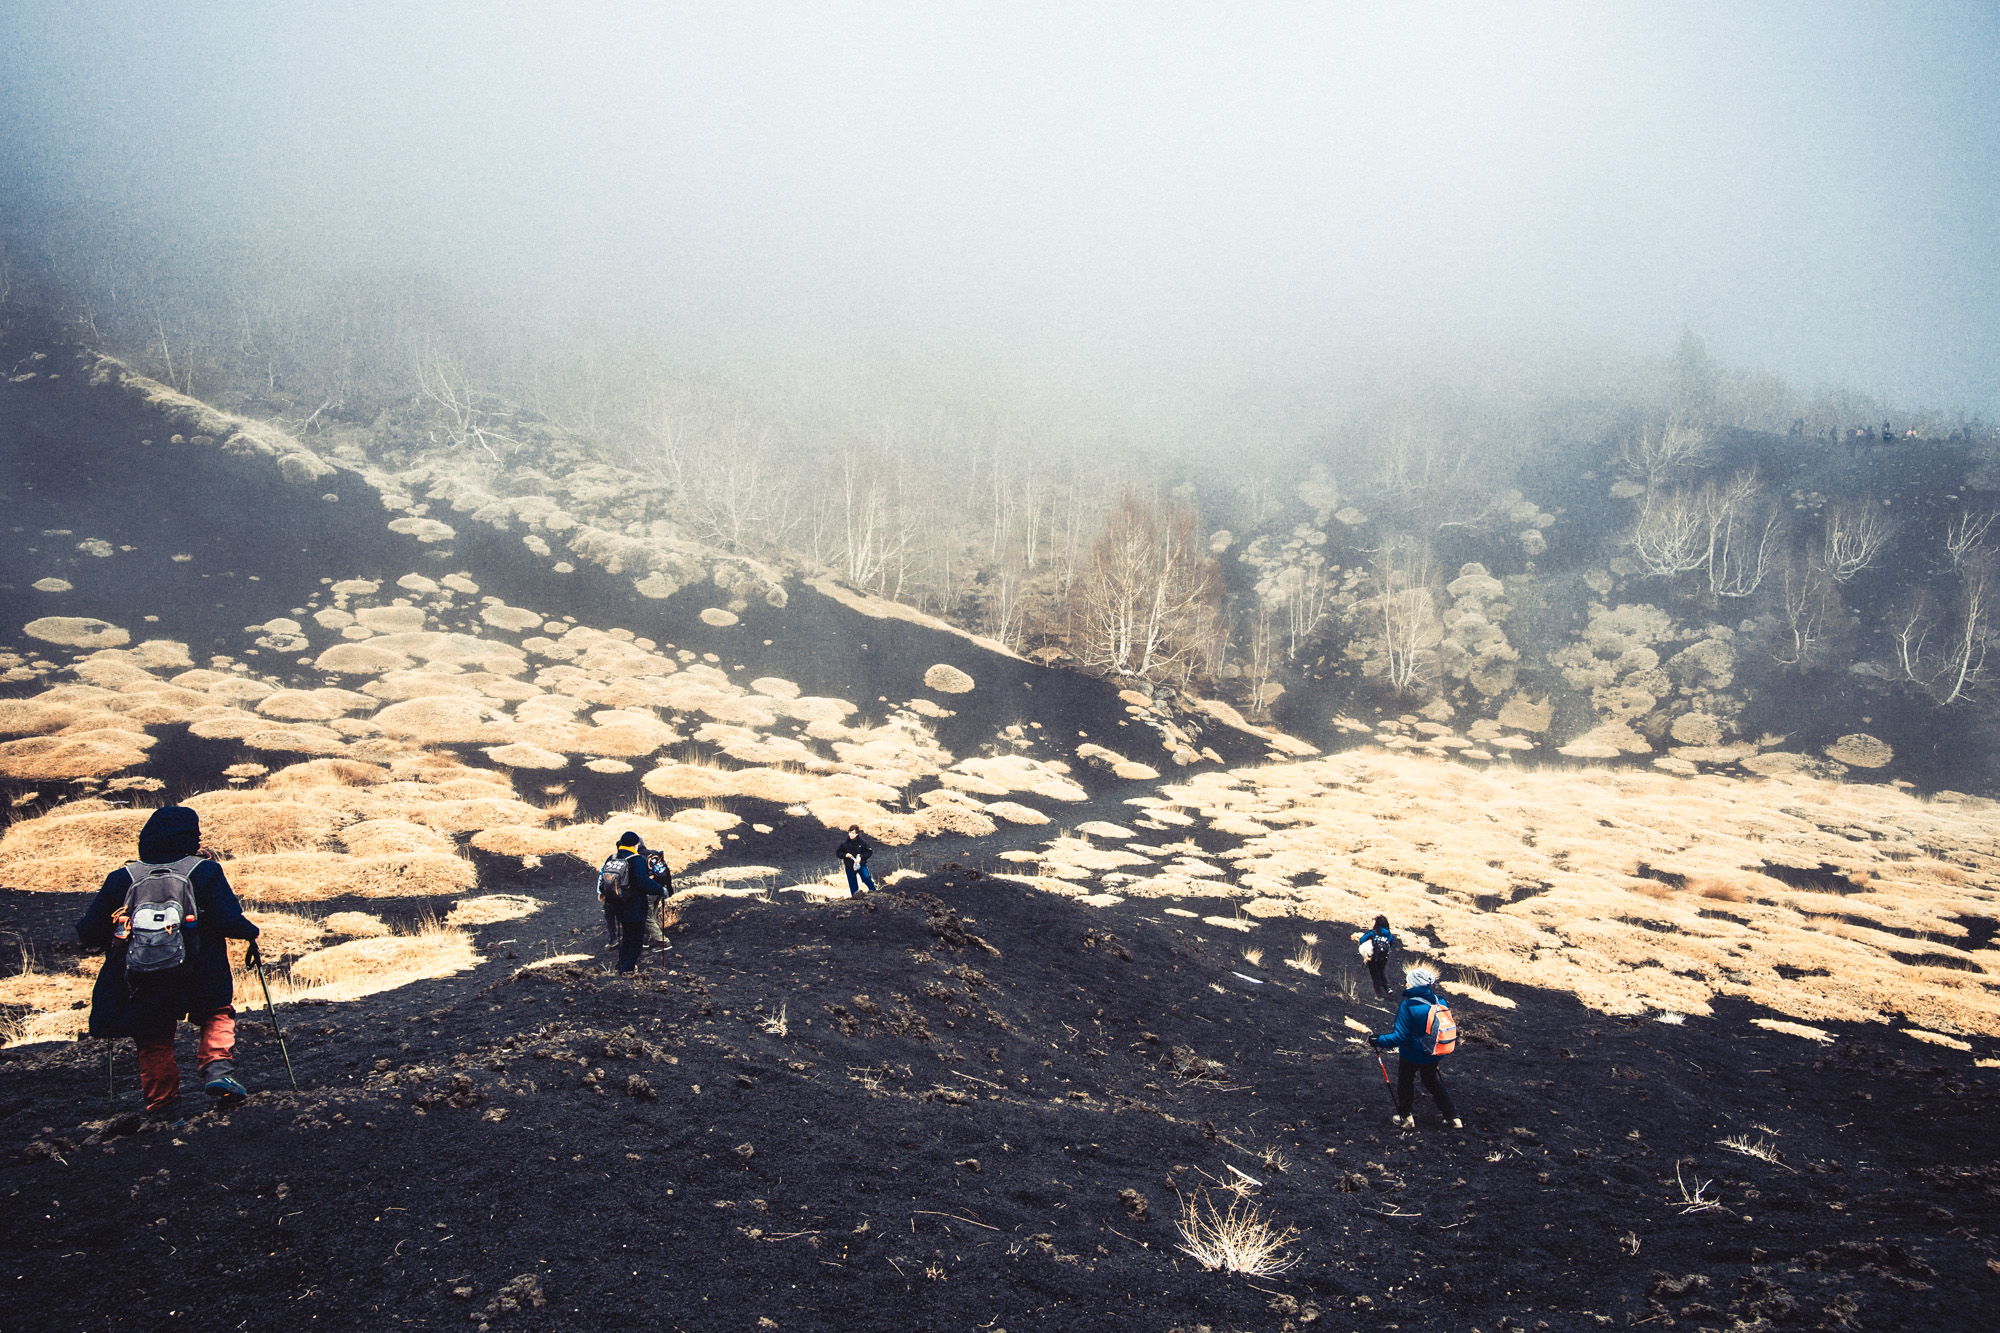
[134,1009,235,1110]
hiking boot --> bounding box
[1450,1118,1464,1130]
[1391,1113,1413,1129]
[201,1061,248,1101]
[145,1102,188,1130]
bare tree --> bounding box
[1774,553,1833,669]
[1370,539,1443,696]
[1703,472,1780,598]
[1945,510,1998,571]
[1618,417,1713,490]
[1631,486,1708,577]
[1070,492,1223,682]
[1893,560,1993,705]
[1820,501,1897,581]
[414,345,521,461]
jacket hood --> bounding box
[1404,983,1441,1007]
[137,805,202,863]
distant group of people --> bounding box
[74,808,1466,1135]
[595,825,881,974]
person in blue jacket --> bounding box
[1368,964,1462,1130]
[1350,914,1398,998]
[76,806,260,1119]
[603,832,658,974]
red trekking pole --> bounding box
[1377,1053,1400,1116]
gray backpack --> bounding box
[117,856,203,987]
[597,854,632,906]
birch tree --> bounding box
[1070,492,1223,682]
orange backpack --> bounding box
[1424,1000,1458,1058]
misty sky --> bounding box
[4,2,1997,411]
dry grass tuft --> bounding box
[1717,1134,1791,1169]
[1174,1189,1302,1276]
[1691,876,1750,902]
[271,915,478,1003]
[0,947,97,1045]
[1284,943,1322,976]
[323,911,391,937]
[444,894,545,927]
[1241,946,1264,968]
[1672,1163,1724,1215]
[242,910,329,960]
[759,1004,788,1037]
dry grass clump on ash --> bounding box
[483,742,570,770]
[184,795,349,855]
[24,616,130,649]
[445,894,545,927]
[922,663,975,694]
[0,804,154,892]
[323,910,392,937]
[952,755,1087,802]
[1090,752,2000,1037]
[0,951,100,1046]
[1174,1189,1302,1277]
[264,916,479,1003]
[0,728,155,781]
[226,850,478,903]
[338,819,457,856]
[985,801,1050,826]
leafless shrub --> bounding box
[1702,472,1781,598]
[1820,501,1896,581]
[1619,419,1714,490]
[1632,486,1708,577]
[1369,538,1443,696]
[1945,510,1997,570]
[1893,560,1992,705]
[1174,1188,1303,1277]
[1673,1163,1724,1215]
[1717,1134,1792,1170]
[759,1004,788,1038]
[1069,491,1222,686]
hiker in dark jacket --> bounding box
[1350,915,1398,998]
[75,806,260,1118]
[1369,965,1461,1130]
[602,832,657,974]
[643,850,673,954]
[834,826,877,895]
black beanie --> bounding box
[617,830,642,849]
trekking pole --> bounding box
[1377,1054,1400,1115]
[106,1041,116,1101]
[248,941,299,1092]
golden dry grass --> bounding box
[226,850,478,902]
[1037,752,2000,1038]
[257,916,479,1003]
[323,910,391,937]
[444,894,545,927]
[0,949,98,1045]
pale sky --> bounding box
[4,2,1996,410]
